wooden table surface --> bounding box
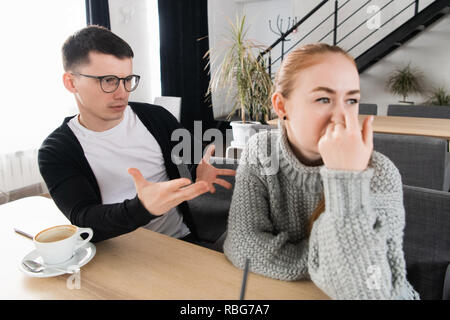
[0,196,328,300]
[268,115,450,140]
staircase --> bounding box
[260,0,450,75]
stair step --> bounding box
[356,0,449,73]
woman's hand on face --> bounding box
[318,110,374,171]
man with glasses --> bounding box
[38,25,235,250]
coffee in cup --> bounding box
[33,225,93,265]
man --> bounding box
[38,25,235,249]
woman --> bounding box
[223,43,419,300]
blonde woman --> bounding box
[223,43,419,300]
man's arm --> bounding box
[38,130,210,243]
[38,143,158,243]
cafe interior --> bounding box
[0,0,449,302]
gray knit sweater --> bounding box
[223,125,420,300]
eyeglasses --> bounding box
[71,73,141,93]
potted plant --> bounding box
[205,15,273,146]
[425,86,450,106]
[386,63,424,105]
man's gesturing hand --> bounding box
[128,168,209,215]
[196,145,236,193]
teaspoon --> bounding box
[22,259,78,274]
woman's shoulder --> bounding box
[369,151,403,193]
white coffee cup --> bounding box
[33,225,93,265]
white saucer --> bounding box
[20,242,96,278]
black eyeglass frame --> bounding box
[71,72,141,93]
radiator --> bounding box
[0,149,48,204]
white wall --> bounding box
[109,0,160,104]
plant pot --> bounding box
[230,121,261,146]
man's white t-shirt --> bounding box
[67,105,190,238]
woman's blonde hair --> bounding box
[273,43,357,98]
[272,43,357,236]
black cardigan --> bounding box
[38,102,199,243]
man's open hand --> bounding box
[196,145,236,193]
[128,168,209,215]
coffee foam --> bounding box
[35,225,76,243]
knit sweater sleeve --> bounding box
[307,152,419,300]
[223,140,309,281]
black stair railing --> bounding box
[259,0,438,76]
[259,0,330,57]
[258,0,330,76]
[324,0,373,44]
[264,0,352,70]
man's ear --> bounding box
[63,72,77,93]
[271,92,287,119]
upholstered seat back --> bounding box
[403,185,450,300]
[374,133,450,191]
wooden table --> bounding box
[0,196,328,300]
[268,115,450,141]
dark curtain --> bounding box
[85,0,111,29]
[158,0,217,138]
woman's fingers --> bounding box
[333,121,345,136]
[319,112,372,171]
[325,122,335,137]
[319,122,334,149]
[362,116,374,148]
[343,106,359,132]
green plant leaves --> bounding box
[386,63,424,102]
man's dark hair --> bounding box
[62,25,134,71]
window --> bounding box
[0,1,86,154]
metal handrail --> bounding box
[336,0,372,33]
[318,0,367,43]
[336,0,395,45]
[266,0,350,67]
[260,0,330,57]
